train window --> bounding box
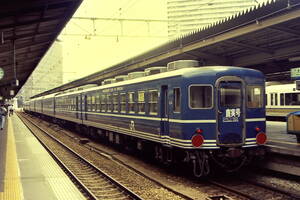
[189,85,213,109]
[107,94,112,112]
[275,93,278,105]
[247,86,263,108]
[149,90,158,115]
[87,95,92,111]
[101,94,106,112]
[280,94,284,106]
[220,86,240,108]
[96,95,100,112]
[128,92,135,113]
[120,93,126,113]
[92,95,96,111]
[70,98,73,111]
[285,93,300,105]
[173,88,181,113]
[271,93,274,105]
[113,94,119,112]
[138,91,145,114]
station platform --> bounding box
[0,115,85,200]
[266,121,300,157]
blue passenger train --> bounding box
[24,60,267,177]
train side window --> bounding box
[173,88,181,113]
[271,93,274,106]
[285,93,300,105]
[149,90,158,115]
[280,93,284,106]
[96,95,100,112]
[274,93,278,105]
[189,85,213,109]
[87,95,91,111]
[138,91,145,114]
[247,86,263,108]
[92,95,96,111]
[128,92,135,113]
[101,94,106,112]
[107,94,112,112]
[120,93,126,113]
[113,93,119,113]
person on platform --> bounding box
[0,105,7,130]
[8,104,14,116]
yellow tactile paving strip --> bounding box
[0,117,23,200]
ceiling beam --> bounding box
[184,50,232,65]
[0,41,50,56]
[0,1,75,18]
[2,31,53,42]
[224,40,274,54]
[268,25,300,38]
[233,43,300,66]
[0,15,64,31]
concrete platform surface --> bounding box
[0,115,85,200]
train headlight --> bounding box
[192,134,204,147]
[256,132,267,145]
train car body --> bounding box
[25,63,267,177]
[266,83,300,117]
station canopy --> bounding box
[0,0,82,102]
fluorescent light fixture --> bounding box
[289,56,300,62]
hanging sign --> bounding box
[0,68,4,80]
[291,67,300,80]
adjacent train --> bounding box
[24,60,267,177]
[266,83,300,117]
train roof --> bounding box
[51,66,263,98]
[266,83,297,93]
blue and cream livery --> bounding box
[24,60,267,177]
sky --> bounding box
[60,0,270,83]
[60,0,168,83]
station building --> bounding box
[167,0,257,38]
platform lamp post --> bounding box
[12,40,19,87]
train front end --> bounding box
[184,67,266,176]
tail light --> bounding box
[256,132,267,145]
[192,134,204,147]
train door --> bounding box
[77,94,86,122]
[53,97,56,116]
[77,95,83,121]
[83,95,87,120]
[76,96,79,119]
[216,77,245,146]
[160,85,169,141]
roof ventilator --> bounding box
[167,60,199,71]
[115,75,128,82]
[144,66,167,76]
[102,78,116,85]
[127,71,145,80]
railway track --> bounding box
[209,177,299,200]
[18,113,142,200]
[18,112,300,200]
